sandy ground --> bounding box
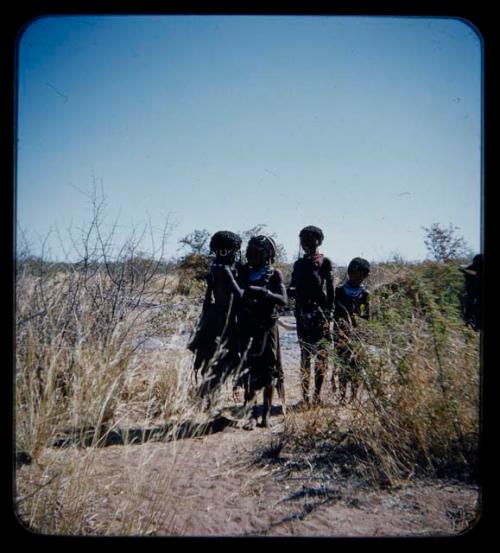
[16,317,480,538]
[46,423,477,538]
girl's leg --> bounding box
[276,377,286,416]
[337,343,353,405]
[243,374,252,405]
[350,361,360,402]
[338,362,348,404]
[300,346,312,405]
[261,384,274,427]
[243,385,258,430]
[275,344,287,415]
[313,348,328,405]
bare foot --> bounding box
[243,418,257,431]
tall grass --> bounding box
[279,261,480,487]
[14,195,209,534]
[15,249,207,535]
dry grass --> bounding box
[15,227,206,535]
[261,261,480,488]
[14,266,206,536]
[15,444,186,536]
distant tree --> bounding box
[238,224,266,246]
[423,223,470,263]
[177,225,288,264]
[239,224,288,264]
[176,229,211,285]
[178,229,211,256]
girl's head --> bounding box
[246,235,277,267]
[347,257,370,286]
[299,226,324,254]
[209,231,242,264]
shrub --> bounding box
[280,261,480,487]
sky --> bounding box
[16,15,482,266]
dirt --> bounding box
[16,317,480,538]
[75,428,478,537]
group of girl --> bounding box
[187,226,370,429]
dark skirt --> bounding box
[188,304,240,389]
[238,320,283,392]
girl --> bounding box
[188,230,243,404]
[238,235,287,428]
[333,257,371,403]
[288,226,334,406]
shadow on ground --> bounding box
[50,403,286,449]
[51,414,239,448]
[247,485,343,536]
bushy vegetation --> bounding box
[273,260,480,488]
[15,201,205,535]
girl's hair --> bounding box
[209,231,242,256]
[247,235,277,263]
[347,257,371,277]
[299,225,324,244]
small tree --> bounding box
[423,223,470,263]
[177,225,288,264]
[239,224,288,264]
[178,229,211,256]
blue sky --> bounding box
[16,15,482,265]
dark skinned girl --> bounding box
[237,235,287,429]
[188,231,243,404]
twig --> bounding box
[17,310,46,327]
[15,473,60,505]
